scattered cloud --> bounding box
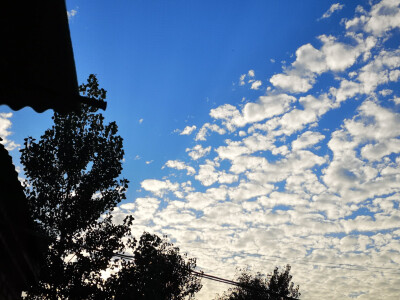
[0,112,19,150]
[140,179,179,197]
[67,9,78,20]
[163,160,196,175]
[116,2,400,299]
[250,80,262,90]
[180,125,197,135]
[320,3,344,20]
[239,74,246,86]
[186,144,211,160]
[345,0,400,36]
[270,34,376,93]
[195,123,226,141]
[379,89,393,96]
[239,70,258,87]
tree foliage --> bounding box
[20,75,201,299]
[215,265,300,300]
[108,232,202,300]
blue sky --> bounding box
[1,0,400,299]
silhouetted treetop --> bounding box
[21,74,202,299]
[215,264,300,300]
[108,232,202,300]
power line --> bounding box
[190,269,299,300]
[24,227,400,274]
[181,244,400,274]
[111,252,299,300]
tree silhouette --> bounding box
[107,232,202,300]
[20,75,201,299]
[215,265,300,300]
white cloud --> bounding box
[292,131,325,151]
[330,79,362,103]
[195,123,226,141]
[0,112,19,150]
[239,74,246,86]
[210,94,296,132]
[140,179,179,197]
[228,181,274,202]
[195,159,238,186]
[242,94,296,123]
[67,9,78,20]
[120,197,160,221]
[163,160,196,175]
[323,101,400,203]
[180,125,197,135]
[116,2,400,299]
[139,118,144,124]
[270,73,315,93]
[320,3,344,20]
[186,144,211,160]
[250,80,262,90]
[357,49,400,94]
[238,70,259,88]
[379,89,393,96]
[346,0,400,36]
[270,34,376,93]
[209,104,242,131]
[392,96,400,104]
[250,93,334,137]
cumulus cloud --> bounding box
[323,101,400,203]
[357,49,400,94]
[239,70,259,88]
[120,197,160,222]
[270,73,315,93]
[242,94,296,123]
[320,3,344,20]
[270,34,376,93]
[117,2,400,299]
[180,125,197,135]
[67,9,78,20]
[140,179,179,197]
[186,144,212,160]
[0,112,19,150]
[379,89,393,96]
[250,80,262,90]
[163,160,196,175]
[195,123,226,141]
[195,159,238,186]
[239,74,245,86]
[345,0,400,36]
[292,131,325,151]
[209,94,296,131]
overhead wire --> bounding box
[190,269,299,300]
[110,252,299,299]
[179,244,400,274]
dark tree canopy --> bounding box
[108,232,202,300]
[215,265,300,300]
[20,75,201,299]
